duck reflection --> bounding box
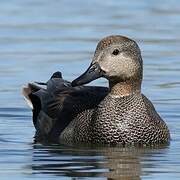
[31,143,169,179]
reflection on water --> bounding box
[31,144,169,179]
[0,0,180,179]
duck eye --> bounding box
[112,49,119,56]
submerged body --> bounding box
[23,35,170,146]
[60,93,169,145]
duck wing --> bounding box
[22,72,108,141]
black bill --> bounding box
[71,62,104,87]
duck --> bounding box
[22,35,170,146]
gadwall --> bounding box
[23,35,170,146]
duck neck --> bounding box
[109,80,141,97]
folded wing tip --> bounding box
[22,84,33,110]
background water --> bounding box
[0,0,180,179]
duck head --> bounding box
[72,35,143,95]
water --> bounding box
[0,0,180,179]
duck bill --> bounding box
[71,63,103,86]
